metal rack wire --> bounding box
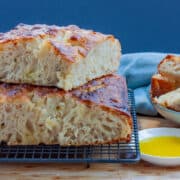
[0,89,140,163]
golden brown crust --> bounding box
[151,74,179,98]
[49,41,86,63]
[0,74,131,117]
[56,135,131,146]
[72,74,132,136]
[71,74,130,116]
[0,24,64,42]
[4,135,131,146]
[158,55,178,69]
[0,24,116,63]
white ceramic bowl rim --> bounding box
[139,127,180,159]
[154,103,180,114]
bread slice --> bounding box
[151,74,180,98]
[0,74,132,146]
[154,88,180,112]
[0,24,121,90]
[158,55,180,82]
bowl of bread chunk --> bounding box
[151,55,180,124]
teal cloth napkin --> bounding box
[118,52,169,116]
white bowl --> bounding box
[139,128,180,166]
[154,103,180,124]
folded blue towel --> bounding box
[118,52,169,116]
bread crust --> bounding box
[151,55,180,111]
[158,55,180,82]
[151,74,179,98]
[0,74,132,145]
[0,24,121,90]
[0,24,118,63]
[0,74,130,115]
[153,88,180,112]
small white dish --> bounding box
[139,127,180,166]
[154,103,180,124]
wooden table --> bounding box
[0,116,180,180]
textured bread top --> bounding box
[0,74,130,117]
[72,75,129,116]
[0,23,117,63]
[158,55,180,81]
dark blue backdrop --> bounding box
[0,0,179,53]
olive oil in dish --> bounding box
[140,136,180,157]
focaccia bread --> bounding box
[154,88,180,112]
[151,74,180,97]
[151,55,180,111]
[0,74,132,146]
[0,24,121,90]
[158,55,180,82]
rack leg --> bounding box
[86,162,90,168]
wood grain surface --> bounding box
[0,115,180,180]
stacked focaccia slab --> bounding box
[0,24,132,145]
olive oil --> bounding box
[140,136,180,157]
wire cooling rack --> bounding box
[0,89,140,163]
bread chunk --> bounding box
[154,88,180,112]
[158,55,180,82]
[0,24,121,90]
[0,74,132,146]
[151,74,180,97]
